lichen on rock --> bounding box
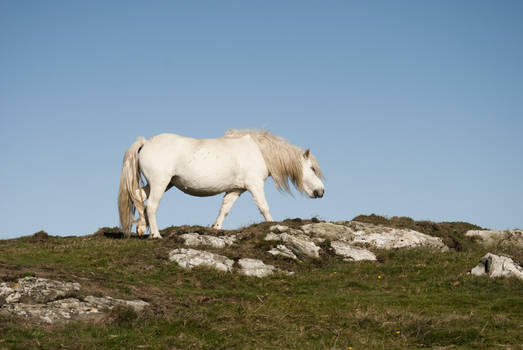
[0,277,149,324]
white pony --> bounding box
[118,129,325,238]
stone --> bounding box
[330,241,377,261]
[0,277,149,324]
[267,245,299,260]
[265,232,282,241]
[270,225,289,232]
[470,253,523,280]
[266,230,320,258]
[350,224,448,251]
[237,258,276,277]
[465,229,523,248]
[179,232,236,249]
[279,232,321,259]
[301,222,355,241]
[0,277,80,304]
[168,248,234,272]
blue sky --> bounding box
[1,1,522,238]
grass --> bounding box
[0,215,522,349]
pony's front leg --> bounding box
[248,184,274,222]
[212,190,244,229]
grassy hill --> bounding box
[1,216,522,349]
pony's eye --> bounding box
[311,167,316,174]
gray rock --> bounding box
[0,277,149,324]
[266,230,321,258]
[237,258,276,277]
[301,221,447,251]
[470,253,523,280]
[267,245,299,260]
[265,232,282,241]
[0,277,80,304]
[349,223,448,251]
[279,232,321,259]
[179,232,236,249]
[465,229,523,248]
[168,248,234,272]
[330,241,377,261]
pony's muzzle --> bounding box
[313,189,324,198]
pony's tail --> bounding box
[118,137,147,237]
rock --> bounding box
[349,223,448,251]
[267,230,323,259]
[265,232,282,241]
[470,253,523,280]
[330,241,377,261]
[267,245,299,260]
[279,232,321,259]
[301,221,447,251]
[168,248,234,272]
[0,277,80,304]
[237,258,276,277]
[1,298,105,324]
[179,232,236,249]
[270,225,289,233]
[0,277,149,324]
[465,229,523,248]
[301,222,355,241]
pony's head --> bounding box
[225,129,325,197]
[300,149,325,198]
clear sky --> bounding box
[1,1,522,239]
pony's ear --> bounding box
[303,149,310,158]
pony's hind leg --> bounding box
[212,190,244,229]
[135,184,150,237]
[146,179,170,239]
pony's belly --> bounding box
[170,175,231,197]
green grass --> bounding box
[0,217,522,349]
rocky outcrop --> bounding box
[0,277,149,324]
[465,229,523,248]
[332,221,448,250]
[266,221,447,261]
[470,253,523,280]
[168,220,450,277]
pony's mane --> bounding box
[225,129,323,194]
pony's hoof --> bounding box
[149,234,162,239]
[137,226,146,237]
